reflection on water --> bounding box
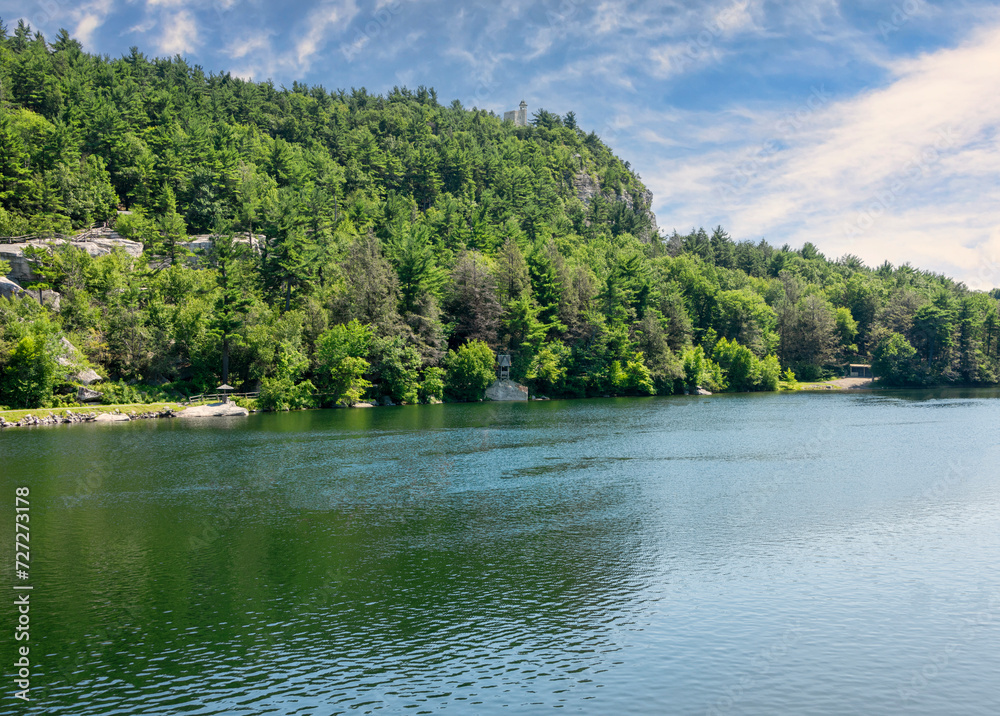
[2,391,1000,715]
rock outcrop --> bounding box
[572,171,659,242]
[177,402,250,418]
[486,379,529,401]
[57,338,103,385]
[0,229,143,283]
[0,276,24,299]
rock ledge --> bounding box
[176,402,250,418]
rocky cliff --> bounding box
[571,171,659,242]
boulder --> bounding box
[77,386,104,403]
[485,379,529,401]
[76,368,103,385]
[351,402,374,408]
[176,402,249,418]
[0,276,24,299]
[693,386,713,396]
[94,412,130,422]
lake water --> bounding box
[2,391,1000,715]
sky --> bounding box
[6,0,1000,288]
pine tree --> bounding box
[209,230,253,385]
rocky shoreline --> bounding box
[0,408,178,429]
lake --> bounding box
[2,391,1000,715]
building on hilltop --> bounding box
[504,100,528,127]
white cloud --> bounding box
[157,9,199,55]
[224,30,273,61]
[295,0,360,70]
[71,0,115,49]
[637,20,1000,288]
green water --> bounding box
[2,391,1000,714]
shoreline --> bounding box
[5,383,999,429]
[0,406,181,429]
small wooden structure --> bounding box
[847,364,873,379]
[217,383,235,403]
[497,354,511,381]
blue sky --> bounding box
[7,0,1000,288]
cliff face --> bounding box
[571,171,659,242]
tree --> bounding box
[368,334,421,404]
[834,306,858,356]
[526,341,570,395]
[779,289,837,378]
[710,226,735,269]
[616,352,655,395]
[682,345,723,392]
[444,339,495,401]
[419,366,445,403]
[493,235,530,307]
[872,330,917,385]
[0,331,57,408]
[911,302,954,366]
[446,251,501,348]
[389,222,445,315]
[209,231,253,385]
[0,109,33,208]
[21,244,61,302]
[316,320,372,405]
[337,232,403,333]
[157,186,189,264]
[715,289,777,356]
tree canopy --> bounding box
[1,22,999,410]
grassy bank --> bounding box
[0,401,200,423]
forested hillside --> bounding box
[2,20,1000,411]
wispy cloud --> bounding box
[156,9,199,55]
[72,0,115,49]
[295,0,360,70]
[637,18,1000,287]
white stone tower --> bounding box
[504,100,528,127]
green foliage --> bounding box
[712,337,780,392]
[617,352,655,395]
[233,396,258,411]
[872,330,918,386]
[369,334,420,403]
[445,339,495,401]
[526,341,570,395]
[259,377,316,411]
[682,345,724,392]
[97,380,172,405]
[316,320,372,405]
[0,24,996,409]
[419,366,445,403]
[0,331,57,408]
[115,208,158,243]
